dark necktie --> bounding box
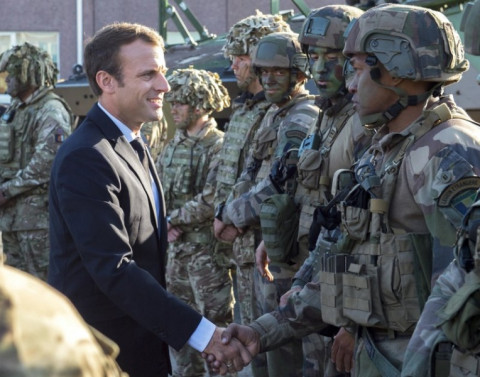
[130,137,150,177]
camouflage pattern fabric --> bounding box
[142,117,168,164]
[0,87,73,280]
[223,90,318,377]
[343,4,468,85]
[248,95,480,377]
[293,100,370,377]
[223,10,291,58]
[402,189,480,376]
[0,264,126,377]
[158,119,235,377]
[165,68,230,114]
[159,119,223,228]
[222,92,318,228]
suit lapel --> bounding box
[88,104,158,227]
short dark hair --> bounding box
[84,22,164,96]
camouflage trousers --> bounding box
[232,230,269,377]
[354,329,410,377]
[166,242,235,377]
[2,229,49,281]
[260,260,304,377]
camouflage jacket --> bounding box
[248,95,480,352]
[222,91,319,228]
[158,118,223,233]
[402,189,480,377]
[293,97,371,285]
[214,91,271,208]
[0,87,73,231]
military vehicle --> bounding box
[48,0,480,130]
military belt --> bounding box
[367,327,413,341]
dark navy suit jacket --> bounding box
[48,104,202,375]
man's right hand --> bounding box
[214,218,241,242]
[167,223,183,242]
[205,324,261,374]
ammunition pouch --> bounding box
[297,148,324,190]
[260,193,299,263]
[0,123,15,163]
[449,347,480,377]
[340,184,371,242]
[252,126,277,161]
[341,233,427,332]
[318,253,355,327]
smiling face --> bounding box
[259,67,292,105]
[104,39,170,131]
[308,46,345,99]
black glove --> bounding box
[314,205,341,231]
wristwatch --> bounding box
[215,202,225,221]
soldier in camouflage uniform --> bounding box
[273,6,367,377]
[402,4,480,375]
[0,254,126,377]
[213,12,291,377]
[0,43,73,281]
[220,31,319,377]
[212,5,480,377]
[157,68,233,377]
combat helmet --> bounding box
[252,32,310,76]
[0,42,58,87]
[165,67,230,114]
[223,10,291,58]
[343,3,469,127]
[299,5,364,52]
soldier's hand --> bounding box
[279,286,302,307]
[217,223,241,243]
[202,326,253,375]
[214,218,228,240]
[256,240,273,282]
[331,327,355,373]
[167,223,183,242]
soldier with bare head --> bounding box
[0,42,73,280]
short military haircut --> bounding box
[84,22,164,96]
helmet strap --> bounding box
[361,67,441,129]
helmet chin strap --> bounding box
[361,65,442,129]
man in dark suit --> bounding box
[48,22,251,377]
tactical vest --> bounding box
[318,103,475,332]
[256,94,317,263]
[254,94,316,185]
[160,120,222,234]
[0,89,72,176]
[296,99,356,240]
[216,94,270,188]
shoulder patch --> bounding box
[54,128,66,143]
[438,176,480,213]
[285,129,307,141]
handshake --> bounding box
[202,324,261,375]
